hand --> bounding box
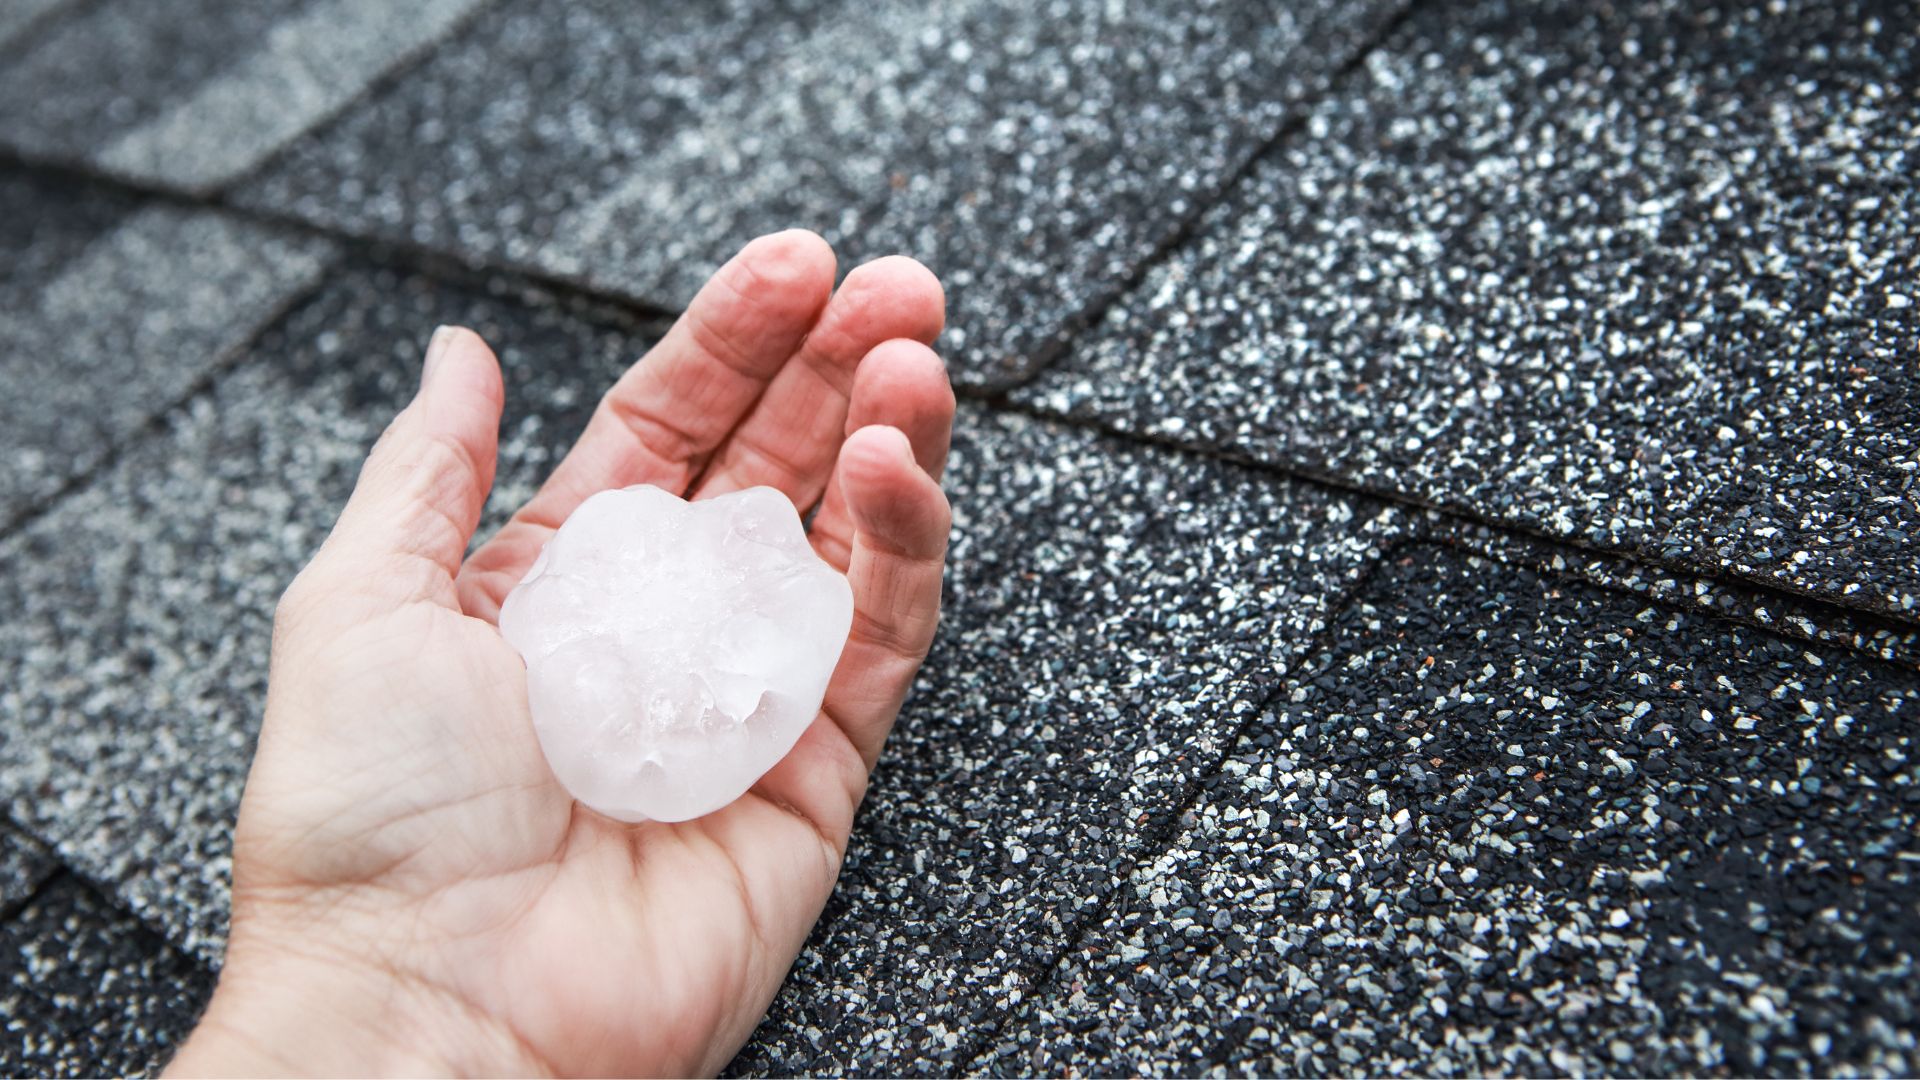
[167,232,954,1077]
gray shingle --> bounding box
[239,0,1411,388]
[0,825,57,911]
[0,205,334,529]
[0,0,311,166]
[1014,0,1920,619]
[1433,516,1920,668]
[96,0,490,192]
[0,0,488,193]
[728,410,1408,1073]
[0,168,139,302]
[234,0,833,269]
[0,0,74,50]
[1,0,1912,1071]
[0,876,212,1078]
[986,543,1920,1076]
[0,257,1408,1080]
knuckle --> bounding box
[683,297,767,377]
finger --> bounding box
[809,340,955,573]
[458,230,835,619]
[692,256,943,508]
[537,228,835,502]
[820,425,951,768]
[313,326,503,609]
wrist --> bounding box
[167,930,546,1077]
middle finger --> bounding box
[688,255,944,509]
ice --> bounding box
[499,484,853,823]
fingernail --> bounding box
[421,325,456,387]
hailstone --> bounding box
[499,484,853,823]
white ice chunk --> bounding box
[499,485,853,823]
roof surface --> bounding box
[0,0,1915,1074]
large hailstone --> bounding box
[499,485,853,823]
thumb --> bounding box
[315,325,504,608]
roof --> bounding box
[0,0,1914,1074]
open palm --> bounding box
[171,232,954,1077]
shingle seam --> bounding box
[0,255,337,544]
[14,134,1898,652]
[955,530,1920,1074]
[974,0,1427,397]
[216,196,693,344]
[949,527,1428,1074]
[4,146,1904,646]
[194,0,507,198]
[4,863,218,990]
[22,0,1422,397]
[0,0,500,199]
[982,391,1920,640]
[1,816,224,981]
[0,0,77,57]
[0,153,208,214]
[0,848,62,926]
[1425,525,1920,669]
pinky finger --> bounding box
[821,425,951,769]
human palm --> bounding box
[171,232,954,1077]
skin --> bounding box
[166,231,955,1077]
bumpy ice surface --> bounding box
[499,485,853,823]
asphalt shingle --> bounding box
[234,0,832,271]
[238,0,1410,388]
[987,543,1920,1076]
[0,203,334,529]
[0,825,57,913]
[1,0,1915,1071]
[1014,0,1920,619]
[0,168,139,303]
[0,0,72,51]
[730,408,1407,1074]
[1432,516,1920,668]
[0,0,311,170]
[0,252,1410,1046]
[0,875,212,1078]
[0,0,488,192]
